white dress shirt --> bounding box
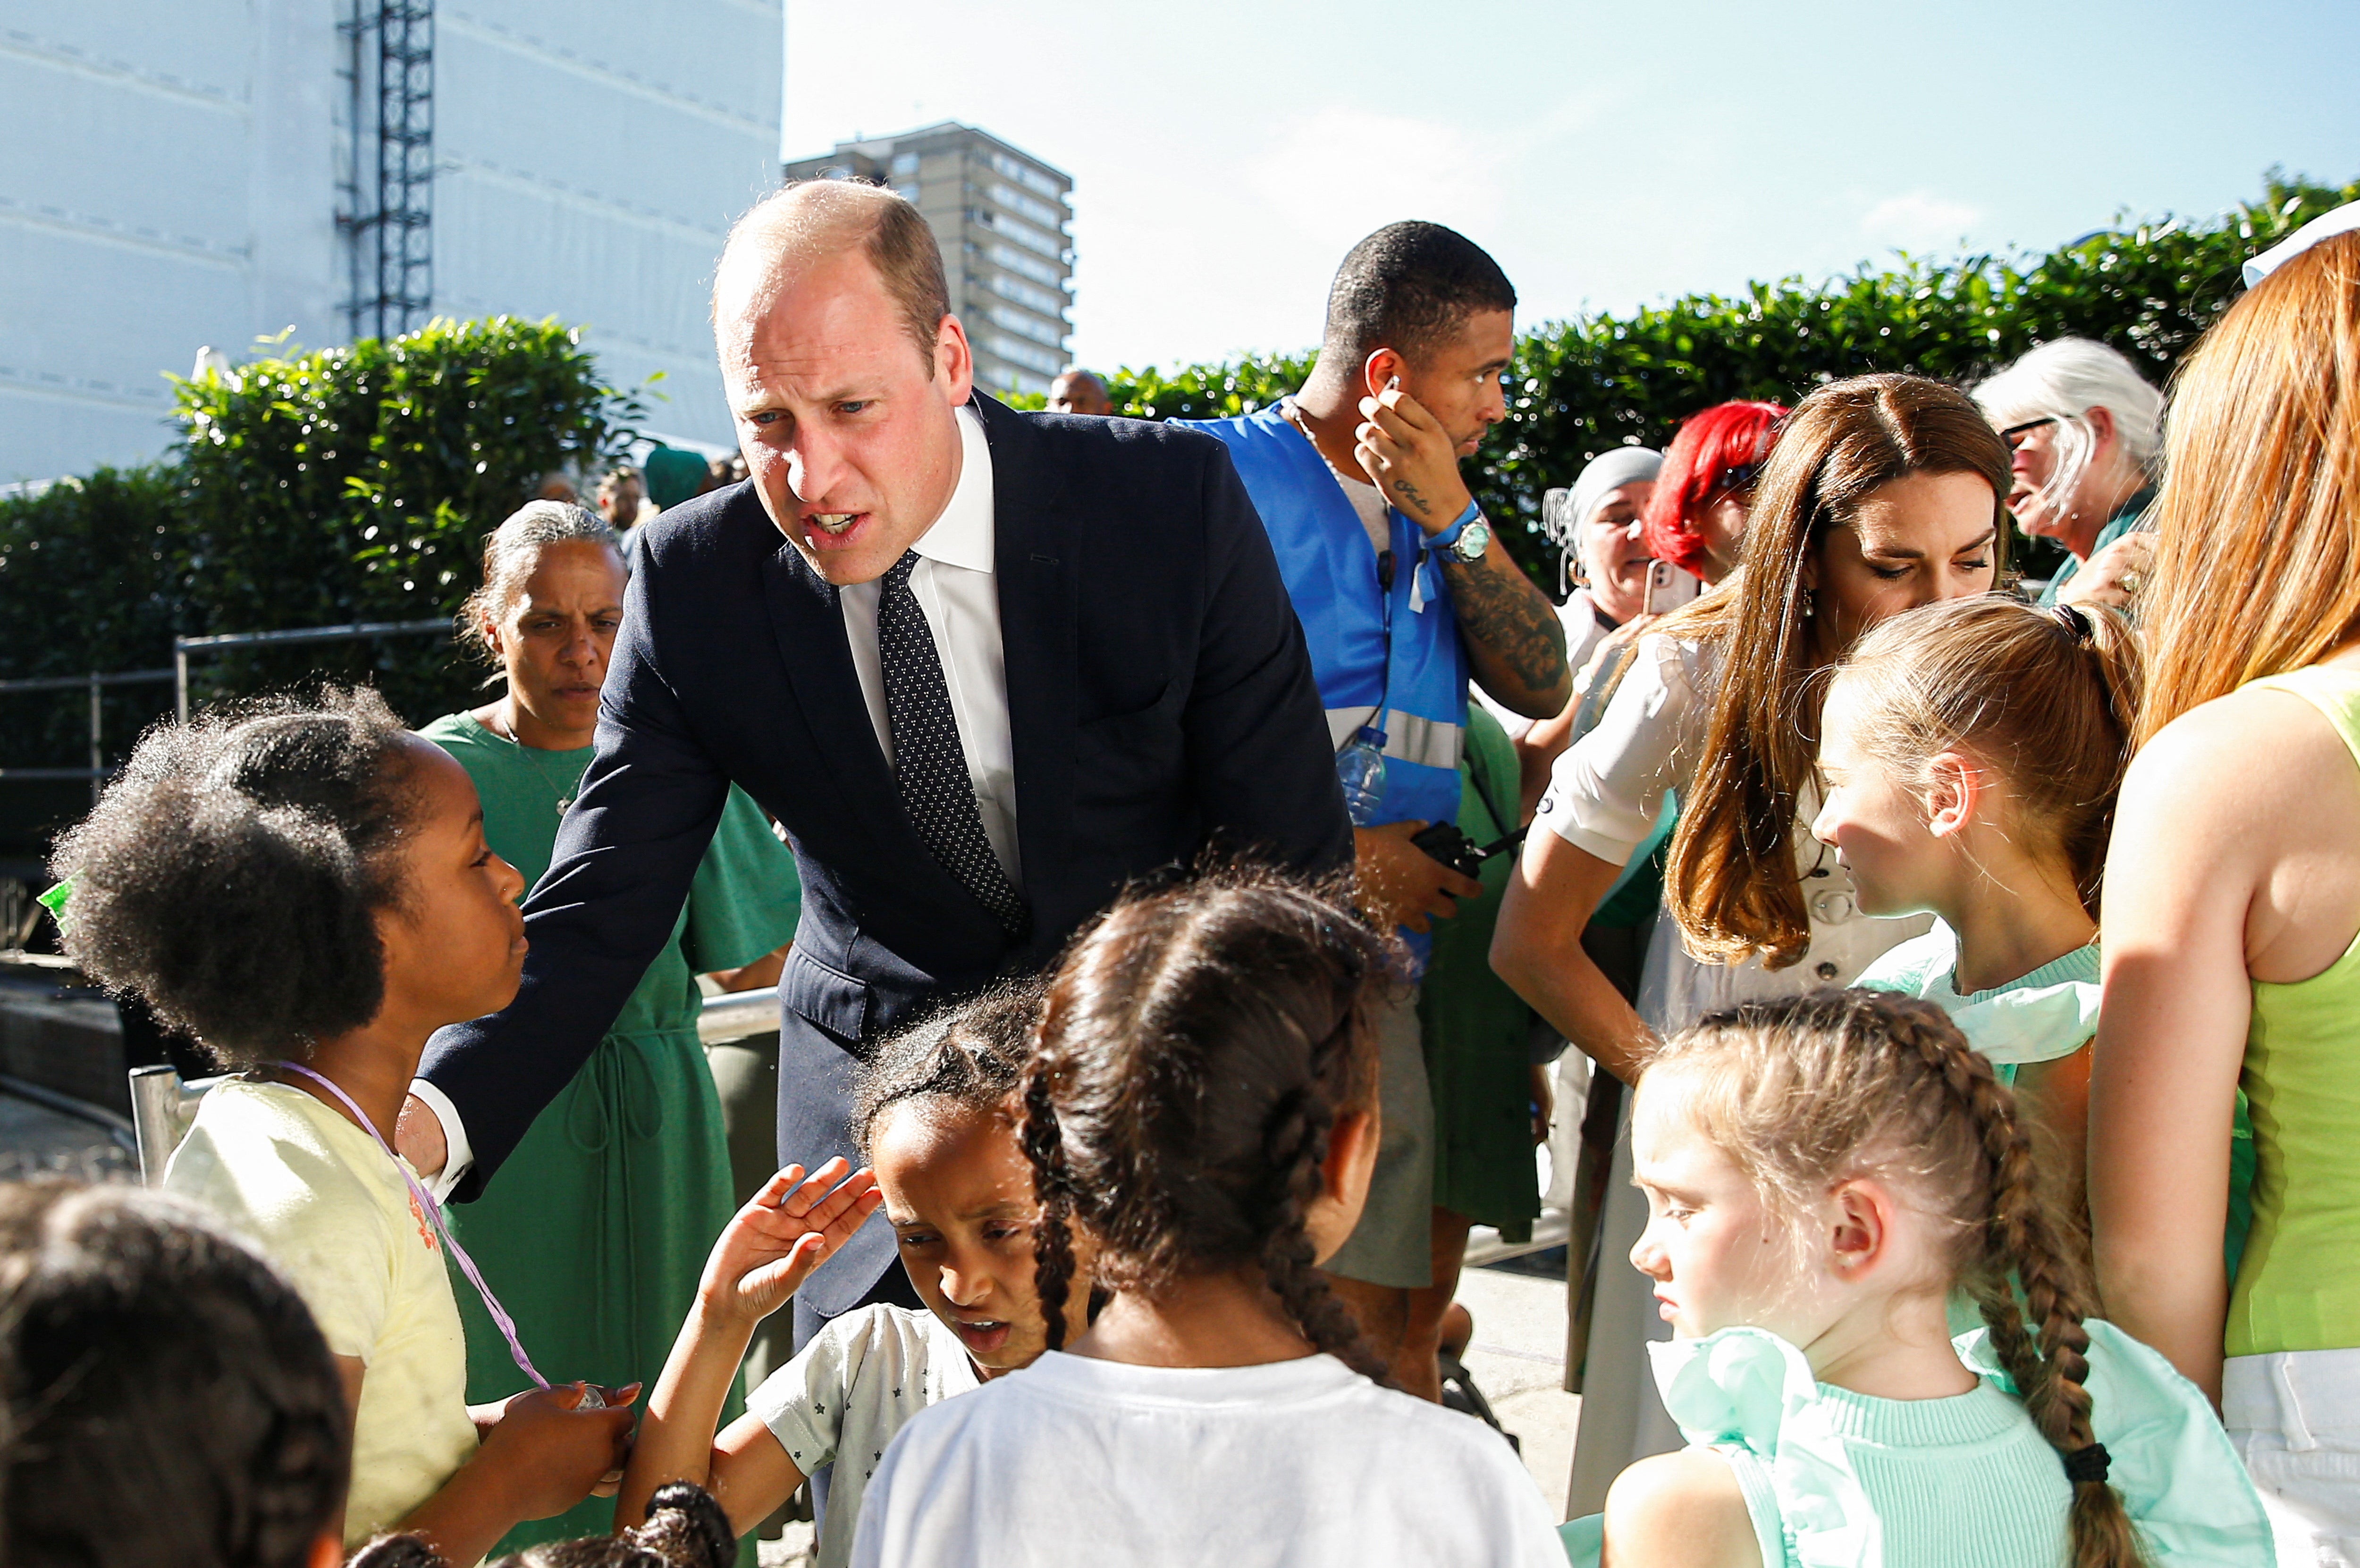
[413,404,1017,1198]
[837,405,1020,884]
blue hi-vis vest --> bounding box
[1186,405,1468,943]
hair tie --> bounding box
[2062,1442,2112,1484]
[2050,603,2093,643]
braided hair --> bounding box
[362,1483,738,1568]
[853,979,1044,1161]
[1020,871,1400,1384]
[1646,990,2144,1568]
[0,1180,350,1568]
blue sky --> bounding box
[782,0,2360,373]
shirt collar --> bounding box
[911,405,995,574]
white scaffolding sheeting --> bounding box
[0,0,783,485]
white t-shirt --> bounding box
[164,1080,479,1545]
[850,1350,1564,1568]
[1536,630,1930,1031]
[747,1304,980,1568]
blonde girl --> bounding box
[1568,989,2269,1568]
[1816,595,2141,1186]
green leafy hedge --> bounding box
[0,317,642,854]
[1050,169,2360,583]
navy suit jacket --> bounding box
[419,394,1352,1311]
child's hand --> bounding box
[476,1381,639,1522]
[698,1157,884,1325]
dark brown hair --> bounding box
[854,979,1043,1158]
[48,688,422,1065]
[1020,872,1398,1381]
[1,1181,350,1568]
[1322,220,1517,370]
[1830,596,2143,914]
[1647,991,2143,1568]
[350,1482,734,1568]
[1663,373,2010,967]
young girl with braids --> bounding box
[851,876,1563,1568]
[1565,990,2269,1568]
[618,984,1089,1568]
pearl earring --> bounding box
[1800,586,1817,620]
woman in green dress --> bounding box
[423,501,799,1552]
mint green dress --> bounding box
[1859,925,2256,1278]
[420,713,799,1551]
[1559,1322,2273,1567]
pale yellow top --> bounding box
[166,1079,479,1543]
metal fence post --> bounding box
[174,644,190,722]
[86,673,101,804]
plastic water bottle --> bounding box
[1336,727,1388,827]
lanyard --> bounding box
[273,1062,553,1392]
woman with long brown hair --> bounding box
[1495,373,2006,1077]
[1492,372,2006,1511]
[2089,218,2360,1550]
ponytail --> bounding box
[1830,595,2145,917]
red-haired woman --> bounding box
[1642,400,1786,584]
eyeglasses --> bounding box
[2000,418,2057,453]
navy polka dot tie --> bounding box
[877,551,1028,933]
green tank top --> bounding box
[2225,662,2360,1358]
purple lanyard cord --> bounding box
[273,1062,553,1393]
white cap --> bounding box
[2244,199,2360,287]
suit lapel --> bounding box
[974,396,1078,909]
[756,532,905,849]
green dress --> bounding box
[420,713,800,1551]
[1419,703,1543,1241]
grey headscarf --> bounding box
[1547,446,1663,554]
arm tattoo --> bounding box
[1395,477,1434,521]
[1442,552,1570,703]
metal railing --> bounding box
[175,617,450,720]
[1,619,452,796]
[0,669,177,801]
[128,985,781,1182]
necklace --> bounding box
[489,705,588,818]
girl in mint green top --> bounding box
[1561,989,2270,1568]
[428,503,799,1554]
[1810,595,2141,1196]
